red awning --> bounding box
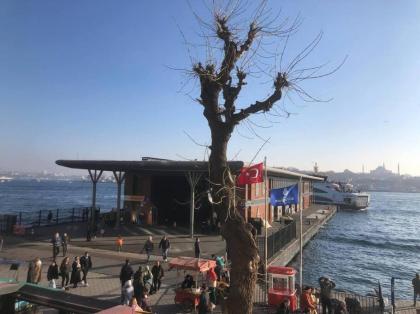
[169,257,216,273]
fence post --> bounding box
[56,208,59,224]
[72,208,75,223]
[38,210,41,226]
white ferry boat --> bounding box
[0,176,13,183]
[313,181,370,210]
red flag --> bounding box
[237,163,264,185]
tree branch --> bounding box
[232,72,289,123]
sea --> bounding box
[0,180,419,299]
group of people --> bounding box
[51,232,69,259]
[26,251,92,290]
[119,258,164,312]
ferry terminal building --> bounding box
[56,158,323,235]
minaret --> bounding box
[398,163,400,176]
[362,164,365,174]
[314,162,319,174]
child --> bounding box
[116,235,124,252]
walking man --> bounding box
[159,235,170,262]
[413,273,420,307]
[151,261,164,293]
[194,237,201,259]
[319,276,336,314]
[142,236,154,262]
[52,232,61,259]
[61,233,69,256]
[80,251,92,286]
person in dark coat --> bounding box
[319,277,336,314]
[61,233,69,256]
[413,273,420,306]
[80,251,92,286]
[119,259,134,287]
[60,257,70,289]
[47,260,59,288]
[158,235,170,262]
[133,266,145,304]
[142,236,154,262]
[151,261,164,292]
[26,260,35,283]
[276,299,291,314]
[194,237,201,259]
[70,256,82,288]
[198,283,210,314]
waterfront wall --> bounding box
[270,206,337,266]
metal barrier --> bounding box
[257,221,297,261]
[0,207,98,232]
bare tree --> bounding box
[181,1,342,313]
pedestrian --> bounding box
[86,227,91,242]
[70,256,82,288]
[159,235,170,262]
[276,299,291,314]
[61,233,69,256]
[116,235,124,252]
[142,236,154,262]
[140,290,152,312]
[198,283,210,314]
[60,257,70,289]
[51,232,61,259]
[27,257,42,284]
[47,210,53,223]
[151,261,164,293]
[143,265,153,291]
[133,266,145,304]
[80,251,92,287]
[122,279,134,305]
[413,273,420,307]
[319,277,336,314]
[195,237,201,259]
[207,267,217,288]
[119,259,134,287]
[301,286,317,314]
[47,260,59,288]
[214,255,225,281]
[26,258,41,284]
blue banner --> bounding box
[270,184,299,206]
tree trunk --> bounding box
[208,125,260,314]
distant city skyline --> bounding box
[2,1,420,175]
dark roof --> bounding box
[56,159,244,174]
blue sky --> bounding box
[1,0,420,175]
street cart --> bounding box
[267,265,298,311]
[169,257,217,312]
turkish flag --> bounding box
[237,163,264,185]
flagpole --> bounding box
[264,156,268,304]
[299,176,303,313]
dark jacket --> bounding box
[70,261,81,284]
[80,255,92,271]
[61,234,69,245]
[413,277,420,293]
[143,240,154,252]
[319,277,336,299]
[47,264,59,281]
[60,261,70,276]
[120,263,134,285]
[159,238,170,250]
[151,265,164,280]
[195,241,200,254]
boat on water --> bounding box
[0,176,13,183]
[313,181,370,210]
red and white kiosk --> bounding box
[267,265,298,311]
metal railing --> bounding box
[0,207,98,232]
[257,221,297,261]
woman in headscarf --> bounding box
[70,256,82,288]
